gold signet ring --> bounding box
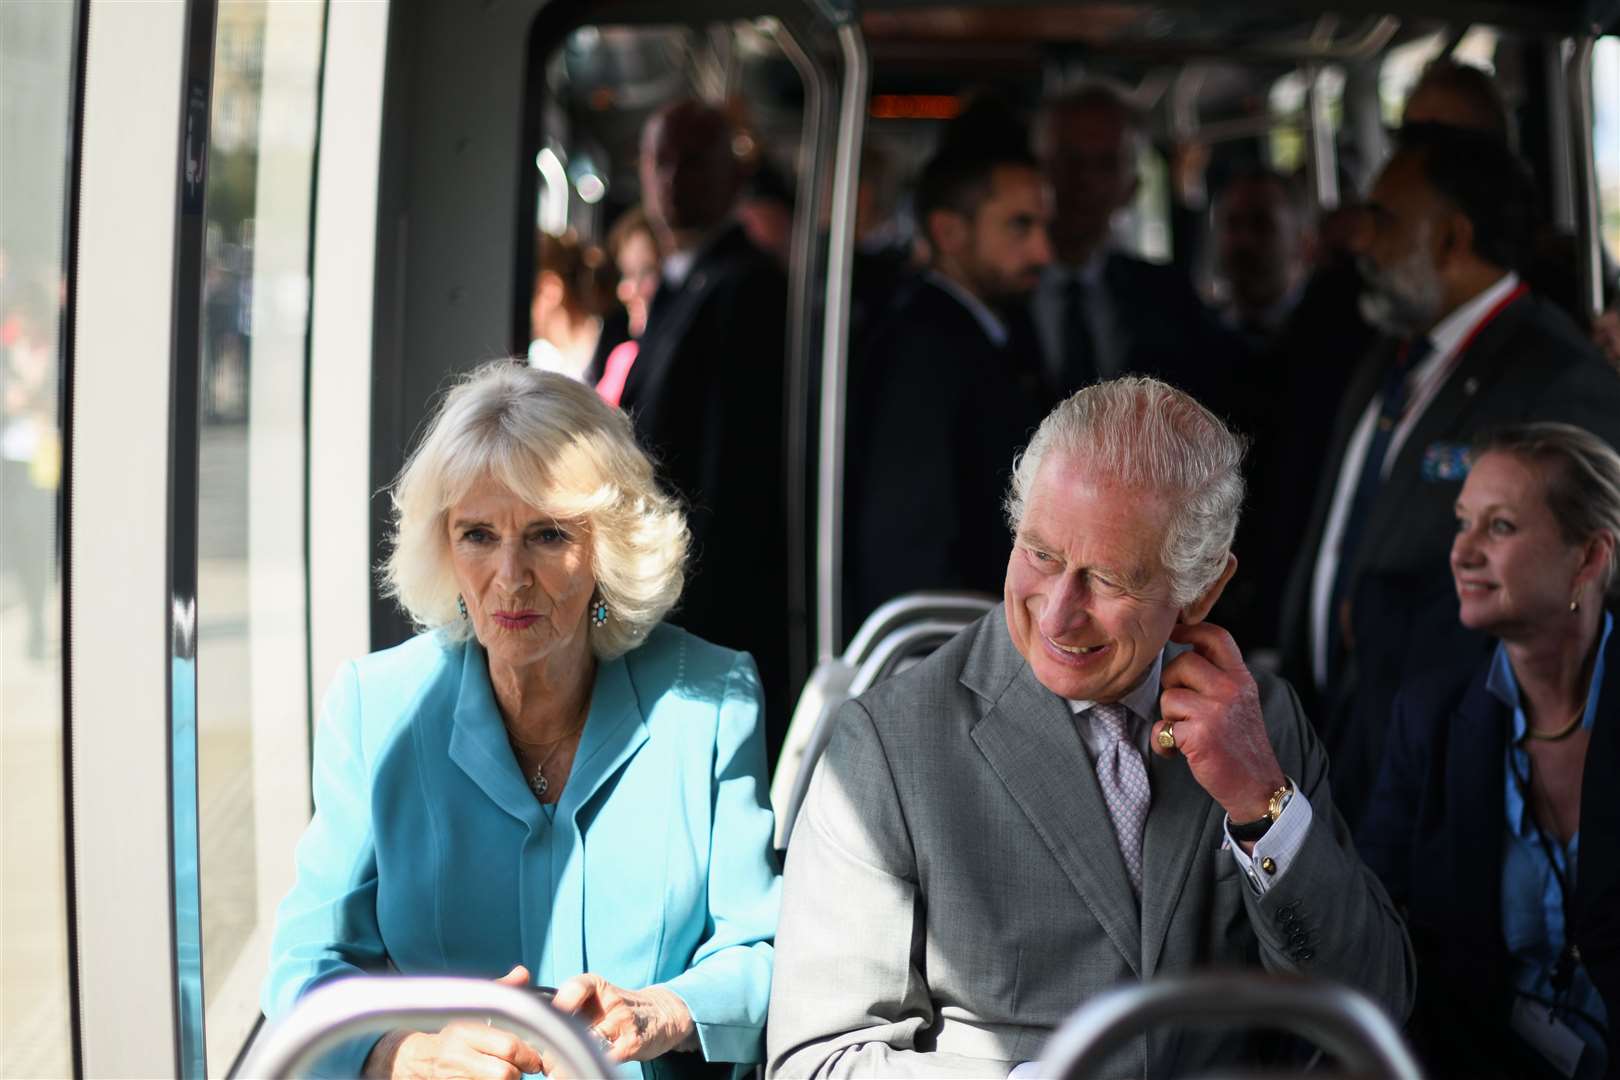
[1157,723,1177,750]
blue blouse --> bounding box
[1488,611,1612,1077]
[261,623,781,1077]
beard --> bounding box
[967,261,1043,308]
[1357,245,1444,338]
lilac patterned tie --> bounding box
[1089,702,1150,897]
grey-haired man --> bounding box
[768,378,1413,1077]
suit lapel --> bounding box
[448,642,550,829]
[963,619,1143,973]
[1284,342,1390,634]
[1576,614,1620,928]
[1141,736,1218,974]
[1357,298,1527,571]
[558,651,647,820]
[621,229,741,411]
[621,279,705,412]
[1448,667,1509,951]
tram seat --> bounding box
[1036,973,1422,1080]
[772,591,995,849]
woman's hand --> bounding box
[368,966,545,1079]
[551,974,696,1066]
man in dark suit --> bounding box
[1212,169,1375,654]
[844,141,1054,635]
[1032,82,1239,409]
[620,101,792,753]
[1278,123,1620,831]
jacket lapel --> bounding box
[621,227,740,411]
[963,618,1143,973]
[1576,613,1620,934]
[1447,667,1509,954]
[1357,297,1527,570]
[447,641,549,828]
[1140,671,1219,975]
[556,652,647,822]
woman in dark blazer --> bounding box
[1361,422,1620,1080]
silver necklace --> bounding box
[509,727,579,800]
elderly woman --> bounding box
[262,362,779,1078]
[1360,422,1620,1080]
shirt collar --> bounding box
[1222,281,1304,336]
[1424,272,1520,366]
[1488,609,1613,741]
[660,225,729,289]
[1043,253,1108,293]
[1067,649,1166,724]
[661,248,697,288]
[925,269,1009,347]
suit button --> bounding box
[1289,932,1309,948]
[1298,949,1315,962]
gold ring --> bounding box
[1157,723,1177,750]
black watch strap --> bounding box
[1228,814,1273,842]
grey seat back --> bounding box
[772,592,995,849]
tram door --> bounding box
[1,2,376,1075]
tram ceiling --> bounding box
[851,0,1620,37]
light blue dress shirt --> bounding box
[261,623,781,1078]
[1488,611,1612,1078]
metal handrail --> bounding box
[778,614,978,847]
[235,977,614,1079]
[849,619,968,695]
[843,591,996,666]
[814,18,869,663]
[1038,975,1423,1080]
[1567,35,1603,324]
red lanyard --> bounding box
[1405,282,1529,416]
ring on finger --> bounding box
[1157,723,1177,751]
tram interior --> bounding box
[3,0,1620,1076]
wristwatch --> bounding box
[1229,779,1294,843]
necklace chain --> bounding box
[1523,696,1588,742]
[508,717,585,800]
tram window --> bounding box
[0,4,77,1075]
[1597,36,1620,260]
[1129,146,1172,262]
[193,3,324,1071]
[531,21,806,255]
[1378,27,1504,128]
[1267,66,1345,174]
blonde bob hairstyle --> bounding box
[382,361,689,659]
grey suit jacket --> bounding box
[767,612,1413,1078]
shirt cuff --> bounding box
[1008,1061,1044,1078]
[1224,780,1313,895]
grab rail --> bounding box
[1038,974,1423,1080]
[235,977,612,1079]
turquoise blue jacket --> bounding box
[261,623,781,1077]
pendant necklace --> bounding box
[509,719,584,800]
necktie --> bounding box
[1325,337,1435,675]
[1089,702,1150,897]
[1062,275,1097,393]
